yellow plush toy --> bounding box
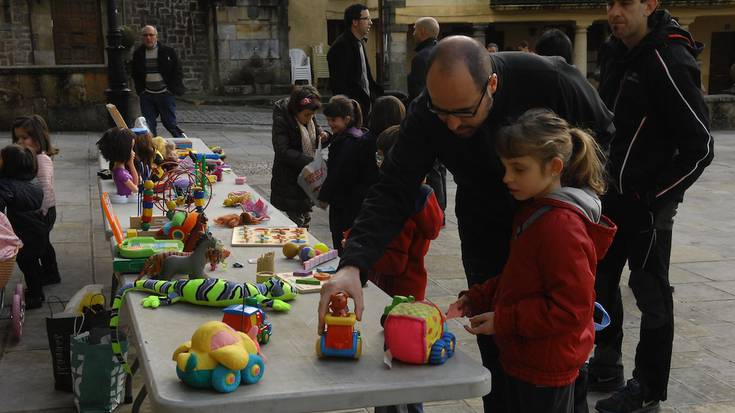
[172,321,266,392]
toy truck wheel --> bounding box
[11,293,23,339]
[211,365,241,393]
[429,339,449,365]
[316,336,325,358]
[354,334,362,359]
[442,332,456,358]
[241,354,265,384]
[259,330,271,345]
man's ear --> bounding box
[644,0,659,17]
[489,74,498,94]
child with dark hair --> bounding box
[366,125,443,300]
[97,127,139,202]
[271,85,330,228]
[318,95,378,255]
[12,114,61,286]
[0,144,46,308]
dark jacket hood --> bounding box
[603,9,704,61]
[541,187,616,260]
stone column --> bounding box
[471,24,487,47]
[388,24,409,93]
[573,22,590,78]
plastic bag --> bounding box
[297,139,327,204]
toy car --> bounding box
[222,303,273,344]
[173,321,265,393]
[383,299,456,365]
[316,292,361,359]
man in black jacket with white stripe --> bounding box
[319,36,614,413]
[590,2,714,413]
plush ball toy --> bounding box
[282,241,300,259]
[313,242,329,255]
[299,246,316,262]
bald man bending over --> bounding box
[318,36,614,412]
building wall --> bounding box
[215,0,289,94]
[0,0,33,66]
[122,0,211,92]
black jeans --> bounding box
[41,206,60,281]
[591,193,678,401]
[506,374,574,413]
[140,91,184,137]
[17,246,43,299]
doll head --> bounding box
[97,127,135,166]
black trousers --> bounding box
[41,206,60,281]
[506,374,575,413]
[17,245,43,299]
[591,193,678,401]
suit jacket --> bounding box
[327,32,383,115]
[407,38,437,102]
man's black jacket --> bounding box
[132,42,185,96]
[327,32,383,114]
[339,52,615,283]
[598,10,713,206]
[407,38,437,102]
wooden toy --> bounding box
[172,321,265,392]
[231,226,308,247]
[118,237,184,259]
[273,272,322,294]
[235,176,246,185]
[255,251,275,283]
[222,304,273,345]
[301,249,338,271]
[316,292,362,359]
[138,232,218,280]
[382,296,456,365]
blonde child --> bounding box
[450,109,616,413]
[97,128,139,202]
[12,115,61,285]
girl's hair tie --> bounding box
[300,96,312,106]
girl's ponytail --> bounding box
[563,128,607,195]
[350,99,363,129]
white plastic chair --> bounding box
[289,48,312,85]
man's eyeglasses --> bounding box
[426,79,490,118]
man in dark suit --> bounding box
[327,4,383,116]
[407,17,439,102]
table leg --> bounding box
[132,385,147,413]
[124,357,140,404]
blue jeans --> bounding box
[139,91,183,137]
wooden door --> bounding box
[709,31,735,94]
[51,0,104,64]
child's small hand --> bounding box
[464,312,495,336]
[447,295,471,318]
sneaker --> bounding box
[24,292,44,309]
[595,379,660,413]
[588,368,625,392]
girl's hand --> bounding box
[128,150,136,164]
[464,312,495,336]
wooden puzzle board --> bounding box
[274,272,324,294]
[231,226,308,247]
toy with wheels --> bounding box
[383,298,456,365]
[172,321,265,393]
[316,292,362,359]
[222,304,273,345]
[0,257,23,340]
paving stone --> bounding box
[680,260,735,281]
[671,368,735,402]
[670,283,735,302]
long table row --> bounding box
[97,137,490,412]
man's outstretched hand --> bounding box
[318,266,363,334]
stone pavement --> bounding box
[0,107,733,412]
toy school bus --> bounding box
[222,304,273,345]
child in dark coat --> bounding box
[0,144,47,308]
[360,125,443,300]
[318,95,379,255]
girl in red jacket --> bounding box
[450,109,616,413]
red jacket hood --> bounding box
[539,187,616,261]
